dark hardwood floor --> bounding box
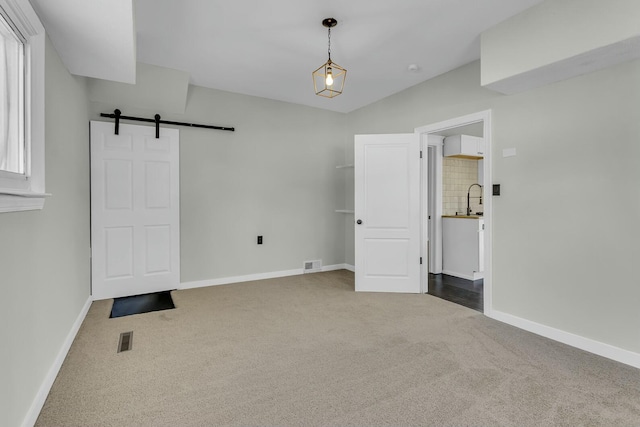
[428,274,483,312]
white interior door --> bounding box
[354,133,421,293]
[90,121,180,300]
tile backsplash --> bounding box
[443,157,482,215]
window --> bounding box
[0,0,46,213]
[0,11,24,175]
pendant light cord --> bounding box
[327,27,331,61]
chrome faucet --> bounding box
[467,183,483,216]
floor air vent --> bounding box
[303,260,322,273]
[118,331,133,353]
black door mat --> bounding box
[110,291,175,318]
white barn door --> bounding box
[354,133,421,293]
[90,121,180,300]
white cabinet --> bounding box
[444,134,484,159]
[442,217,484,281]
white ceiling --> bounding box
[31,0,136,84]
[33,0,543,113]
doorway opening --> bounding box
[415,110,492,315]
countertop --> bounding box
[442,215,484,219]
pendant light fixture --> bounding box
[313,18,346,98]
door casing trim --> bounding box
[415,110,493,315]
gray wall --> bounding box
[344,62,502,266]
[346,59,640,354]
[4,49,349,426]
[0,38,91,427]
[5,31,640,427]
[89,77,349,283]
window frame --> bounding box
[0,10,26,176]
[0,0,46,213]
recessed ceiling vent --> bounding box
[303,260,322,273]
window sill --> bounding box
[0,190,50,213]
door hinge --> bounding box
[420,151,423,158]
[420,257,423,265]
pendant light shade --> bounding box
[313,18,346,98]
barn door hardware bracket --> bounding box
[100,109,235,138]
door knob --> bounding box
[356,219,362,224]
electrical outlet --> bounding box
[257,235,263,244]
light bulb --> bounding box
[325,67,334,86]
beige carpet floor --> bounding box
[36,270,640,426]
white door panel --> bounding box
[104,226,134,279]
[355,133,421,293]
[91,121,180,300]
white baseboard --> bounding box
[442,269,483,281]
[489,310,640,370]
[179,268,302,290]
[179,264,352,291]
[22,296,92,427]
[321,263,352,273]
[344,264,355,272]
